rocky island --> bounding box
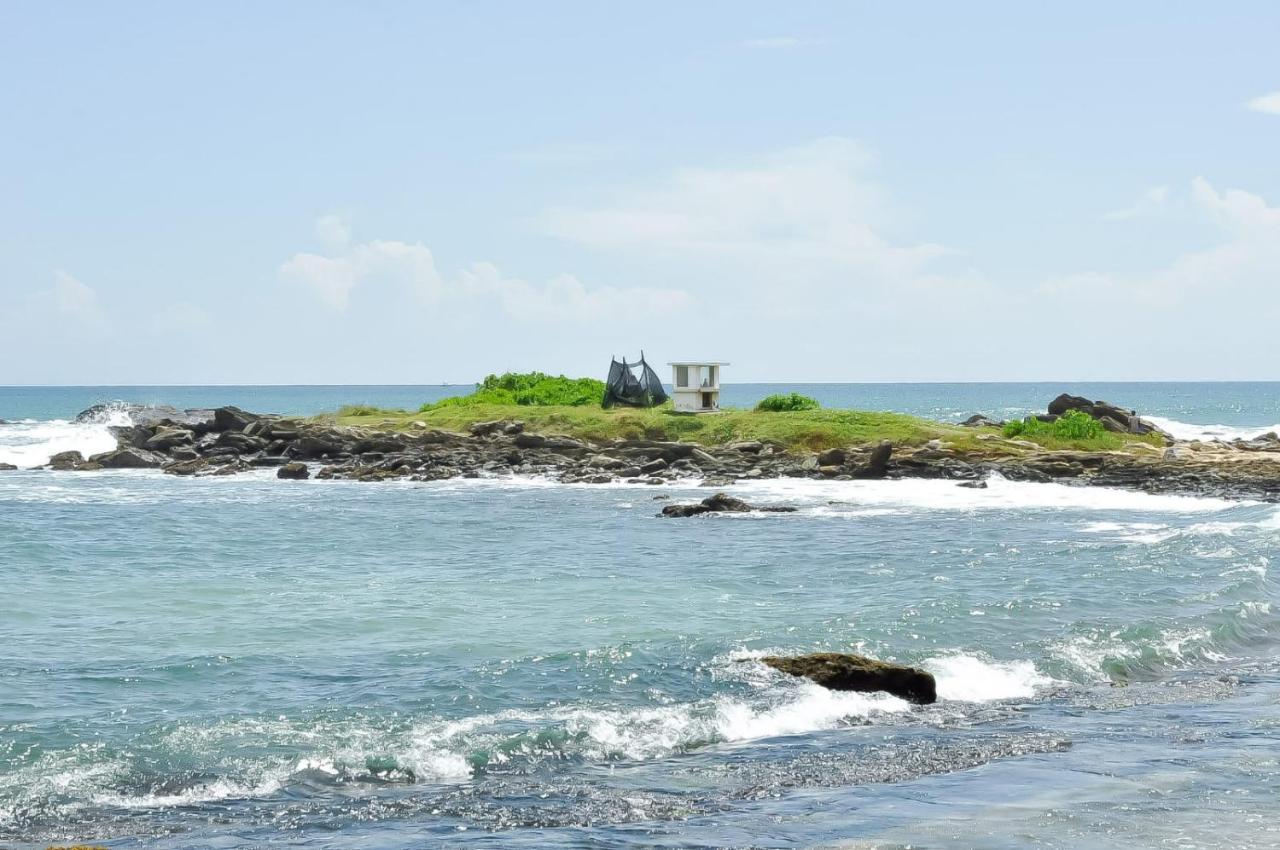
[16,388,1280,503]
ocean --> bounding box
[2,384,1279,849]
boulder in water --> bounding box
[0,462,18,471]
[660,492,797,518]
[47,450,85,470]
[277,461,310,480]
[761,652,937,704]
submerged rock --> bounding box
[761,652,937,704]
[660,492,797,518]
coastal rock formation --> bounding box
[1046,393,1168,438]
[0,462,18,471]
[277,461,310,480]
[761,653,938,705]
[660,492,798,517]
[40,401,1280,502]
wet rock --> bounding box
[0,462,17,471]
[660,492,797,518]
[164,458,209,476]
[213,405,256,432]
[277,462,310,480]
[760,653,937,705]
[89,448,167,469]
[48,450,85,470]
[956,479,989,489]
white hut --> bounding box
[668,361,728,413]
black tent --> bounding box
[602,353,669,408]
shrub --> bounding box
[755,393,821,412]
[422,372,607,410]
[1003,409,1104,441]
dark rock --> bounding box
[727,440,764,453]
[816,447,846,466]
[48,450,85,470]
[514,433,546,449]
[213,406,256,432]
[639,458,668,475]
[89,448,167,469]
[760,653,937,705]
[0,462,17,471]
[1047,394,1093,416]
[216,431,267,453]
[956,480,989,489]
[164,458,209,476]
[851,441,892,479]
[660,492,796,517]
[960,414,1003,427]
[145,427,195,450]
[277,462,310,480]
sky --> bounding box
[2,1,1279,384]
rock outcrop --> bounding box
[660,492,797,517]
[761,652,937,704]
[1047,393,1168,438]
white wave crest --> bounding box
[1145,415,1280,443]
[732,475,1242,514]
[924,654,1054,701]
[0,413,129,469]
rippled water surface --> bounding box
[2,385,1280,848]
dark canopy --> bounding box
[602,353,669,408]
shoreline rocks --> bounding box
[24,399,1280,503]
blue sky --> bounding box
[3,2,1279,384]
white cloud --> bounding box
[1246,91,1280,115]
[51,269,98,315]
[1043,178,1280,303]
[536,137,948,284]
[1101,185,1170,221]
[741,36,824,49]
[280,219,687,320]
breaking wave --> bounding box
[0,405,132,469]
[1145,415,1280,443]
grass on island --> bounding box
[323,373,1165,455]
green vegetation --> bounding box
[337,404,394,417]
[330,402,974,452]
[1004,409,1102,440]
[755,392,821,412]
[424,372,606,409]
[1000,409,1164,451]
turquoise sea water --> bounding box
[2,384,1280,849]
